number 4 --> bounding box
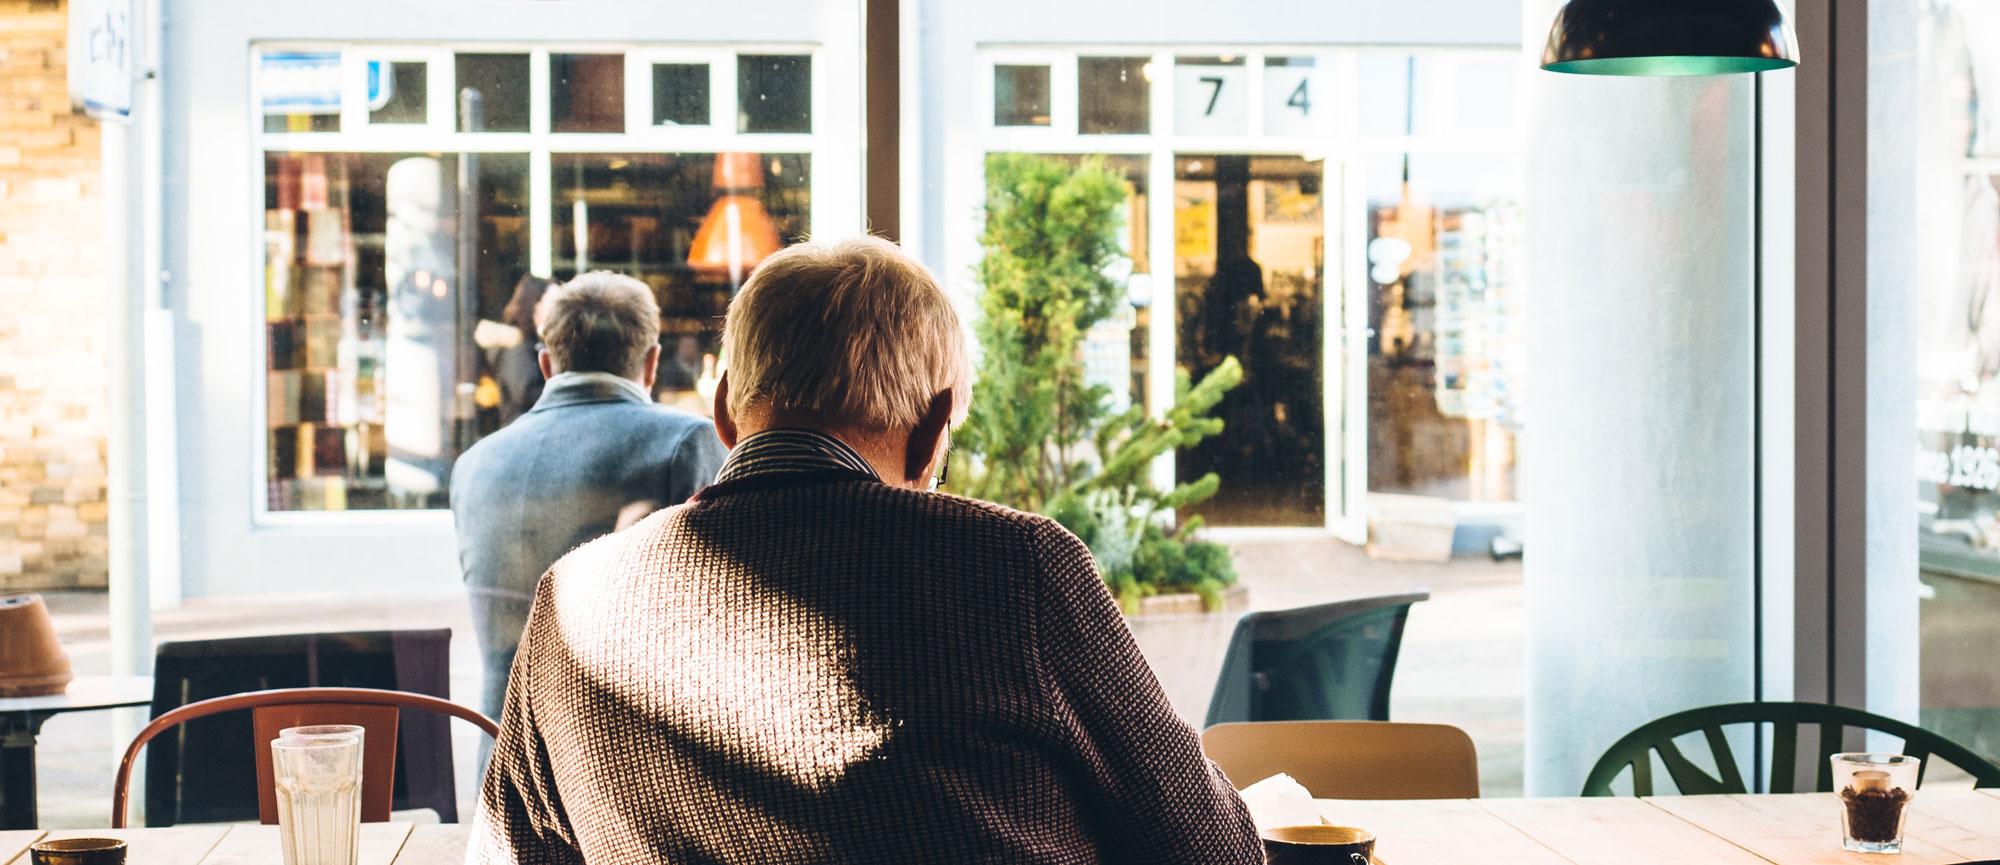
[1286,78,1311,115]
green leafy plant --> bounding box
[957,153,1243,613]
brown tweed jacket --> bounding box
[468,469,1263,864]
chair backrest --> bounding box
[1581,701,2000,796]
[1204,592,1428,728]
[1203,720,1480,800]
[113,686,499,828]
[145,630,457,825]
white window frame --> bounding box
[249,41,841,525]
[972,44,1522,538]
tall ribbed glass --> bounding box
[271,733,362,865]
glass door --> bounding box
[1172,153,1328,527]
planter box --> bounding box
[1123,584,1250,725]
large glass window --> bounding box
[1916,0,2000,774]
[257,45,818,512]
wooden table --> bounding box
[0,676,154,830]
[1323,789,2000,865]
[0,822,468,865]
[1,790,1993,863]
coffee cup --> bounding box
[30,838,127,865]
[1263,825,1376,864]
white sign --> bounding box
[1263,63,1323,137]
[71,0,133,122]
[261,52,343,116]
[1174,62,1247,136]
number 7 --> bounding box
[1200,76,1224,116]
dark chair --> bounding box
[1581,701,2000,796]
[111,687,498,828]
[1203,592,1428,727]
[145,630,458,825]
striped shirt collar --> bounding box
[713,428,882,486]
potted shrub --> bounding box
[956,154,1248,718]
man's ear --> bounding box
[538,348,555,380]
[640,343,662,393]
[712,372,738,448]
[904,389,955,487]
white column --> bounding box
[1520,0,1758,795]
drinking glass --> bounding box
[1831,753,1921,854]
[272,731,362,865]
[281,724,366,750]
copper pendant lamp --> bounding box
[1542,0,1799,76]
[688,152,782,288]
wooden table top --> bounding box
[1,790,1993,864]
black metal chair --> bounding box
[1204,592,1428,727]
[144,629,457,825]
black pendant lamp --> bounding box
[1542,0,1799,76]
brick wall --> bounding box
[0,0,109,591]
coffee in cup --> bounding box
[1262,824,1376,865]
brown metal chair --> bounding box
[111,687,499,828]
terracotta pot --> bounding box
[0,594,72,698]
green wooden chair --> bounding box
[1581,701,2000,797]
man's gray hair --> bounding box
[722,237,969,430]
[536,271,660,377]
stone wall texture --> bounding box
[0,0,109,591]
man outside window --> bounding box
[451,272,727,722]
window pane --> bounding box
[652,63,711,127]
[1263,56,1320,137]
[1078,56,1150,135]
[1363,152,1523,503]
[260,51,342,134]
[1174,56,1246,136]
[550,53,625,133]
[1358,52,1414,138]
[550,153,811,406]
[737,54,812,134]
[367,61,428,125]
[456,53,531,132]
[1174,154,1324,525]
[1917,0,2000,773]
[263,152,529,511]
[993,64,1051,127]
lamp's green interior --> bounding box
[1543,55,1796,76]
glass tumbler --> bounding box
[1831,753,1921,854]
[271,731,363,865]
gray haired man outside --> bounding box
[451,271,727,721]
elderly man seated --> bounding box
[470,237,1262,864]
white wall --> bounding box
[1519,2,1759,794]
[161,0,861,597]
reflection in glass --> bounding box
[367,61,427,125]
[1079,56,1150,135]
[737,55,812,134]
[1364,153,1523,503]
[456,53,531,132]
[263,152,529,511]
[1916,0,2000,774]
[994,64,1052,127]
[551,53,625,133]
[550,153,811,409]
[1174,155,1324,526]
[653,63,711,127]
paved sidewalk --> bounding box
[28,534,1523,828]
